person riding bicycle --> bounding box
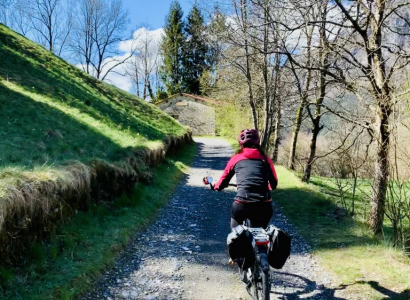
[213,129,278,229]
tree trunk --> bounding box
[302,121,321,183]
[260,2,270,150]
[271,52,282,162]
[288,30,313,170]
[271,105,281,163]
[241,0,258,130]
[369,105,390,234]
[302,4,328,183]
[367,1,391,235]
[288,96,308,170]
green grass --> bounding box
[0,142,197,300]
[309,175,410,242]
[0,24,186,174]
[275,166,410,299]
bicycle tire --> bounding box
[257,269,270,300]
[246,266,258,300]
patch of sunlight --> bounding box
[2,79,147,149]
[145,141,163,150]
[275,165,307,188]
[0,164,74,197]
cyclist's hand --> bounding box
[213,185,223,192]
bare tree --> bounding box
[321,0,410,234]
[300,0,338,182]
[10,0,32,36]
[71,0,129,80]
[285,0,315,170]
[206,0,291,152]
[25,0,72,54]
[0,0,15,26]
[126,27,160,100]
[274,0,410,233]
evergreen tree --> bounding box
[160,0,185,95]
[182,5,209,94]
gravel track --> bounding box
[81,137,344,300]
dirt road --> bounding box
[81,137,339,300]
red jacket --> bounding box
[214,148,278,202]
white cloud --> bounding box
[107,27,164,94]
[119,27,164,53]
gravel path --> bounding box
[81,137,343,300]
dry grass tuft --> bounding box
[0,163,93,262]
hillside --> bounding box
[0,24,190,263]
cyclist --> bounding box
[213,129,278,229]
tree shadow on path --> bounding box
[270,271,349,300]
[356,281,410,300]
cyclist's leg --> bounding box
[248,202,273,228]
[231,201,248,228]
[230,201,251,273]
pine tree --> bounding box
[160,0,185,95]
[182,5,209,95]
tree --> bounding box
[286,0,314,170]
[301,0,334,183]
[210,0,290,153]
[27,0,72,55]
[160,0,185,95]
[71,0,129,80]
[127,27,160,100]
[310,0,410,234]
[9,0,32,36]
[182,4,209,94]
[0,0,15,26]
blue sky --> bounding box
[122,0,196,34]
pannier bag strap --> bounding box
[272,228,279,241]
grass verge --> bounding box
[0,142,197,300]
[275,165,410,300]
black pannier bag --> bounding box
[266,225,291,269]
[227,225,255,270]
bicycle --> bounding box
[242,222,272,300]
[203,176,272,300]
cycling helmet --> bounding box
[238,129,260,146]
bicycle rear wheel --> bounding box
[246,266,270,300]
[257,269,270,300]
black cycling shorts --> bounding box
[231,201,273,229]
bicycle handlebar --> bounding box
[203,176,237,190]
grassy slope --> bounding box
[275,166,410,300]
[0,24,194,299]
[0,143,197,300]
[0,24,186,178]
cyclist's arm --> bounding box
[266,156,278,190]
[214,156,237,191]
